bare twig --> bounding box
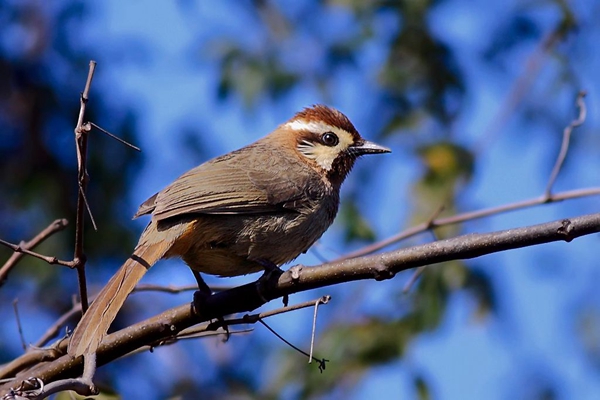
[403,219,443,292]
[259,320,328,371]
[403,266,425,293]
[32,282,233,350]
[309,296,330,364]
[0,240,76,268]
[132,283,233,294]
[0,219,68,286]
[73,60,97,315]
[12,300,26,352]
[22,297,334,400]
[341,186,600,260]
[544,91,587,197]
[77,187,97,232]
[89,122,141,152]
[33,305,81,349]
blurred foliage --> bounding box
[412,142,474,237]
[339,199,377,243]
[415,374,432,400]
[0,0,588,399]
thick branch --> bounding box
[1,212,599,393]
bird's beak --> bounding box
[351,140,391,155]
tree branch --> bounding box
[72,60,97,314]
[0,219,68,286]
[1,212,599,394]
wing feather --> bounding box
[135,142,320,222]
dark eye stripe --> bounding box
[321,132,339,147]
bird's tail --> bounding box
[67,239,172,357]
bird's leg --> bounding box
[191,270,211,316]
[252,258,286,305]
[191,270,230,340]
[253,258,283,275]
[192,270,212,296]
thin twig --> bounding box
[0,240,76,268]
[0,219,68,286]
[33,305,81,349]
[89,122,141,152]
[12,300,26,352]
[340,186,600,260]
[309,296,330,364]
[239,296,332,322]
[77,186,97,232]
[403,221,442,293]
[216,296,332,369]
[259,320,328,372]
[132,283,233,294]
[308,244,331,264]
[544,91,587,197]
[33,282,234,349]
[403,266,426,293]
[73,60,97,315]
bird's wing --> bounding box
[135,144,320,222]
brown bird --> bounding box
[68,104,390,357]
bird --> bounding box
[67,104,390,357]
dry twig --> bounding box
[0,219,68,286]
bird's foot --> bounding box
[191,270,231,339]
[192,289,210,316]
[252,258,283,303]
[192,285,230,340]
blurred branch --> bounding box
[132,283,233,294]
[0,219,68,286]
[12,300,26,352]
[33,305,81,349]
[1,212,600,396]
[403,214,443,293]
[475,19,575,152]
[544,90,587,197]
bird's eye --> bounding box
[321,132,339,147]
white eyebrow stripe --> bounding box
[285,120,336,133]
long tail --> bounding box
[68,239,172,357]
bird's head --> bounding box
[279,105,390,186]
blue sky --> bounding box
[10,1,599,398]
